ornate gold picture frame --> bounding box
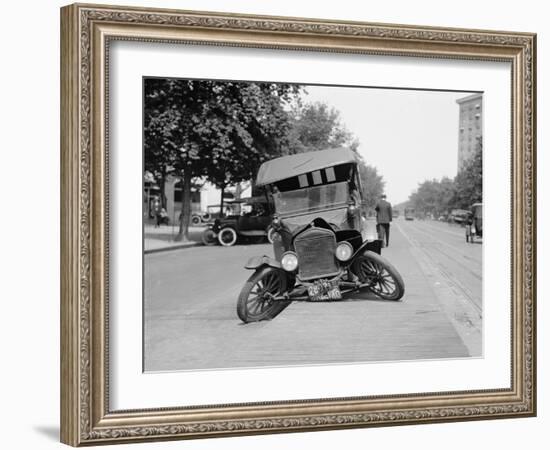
[60,3,536,446]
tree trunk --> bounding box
[219,185,225,218]
[175,168,192,242]
[159,165,168,209]
[234,183,242,215]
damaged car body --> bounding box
[237,147,405,323]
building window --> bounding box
[312,170,322,185]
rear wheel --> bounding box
[237,267,290,323]
[191,215,201,226]
[352,250,405,300]
[201,228,217,246]
[218,227,238,246]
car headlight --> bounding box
[335,242,353,262]
[281,252,298,272]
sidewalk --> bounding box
[144,224,204,253]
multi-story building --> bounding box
[456,93,483,172]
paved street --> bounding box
[144,219,482,372]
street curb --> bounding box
[144,242,202,254]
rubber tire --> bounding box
[218,227,238,246]
[237,267,290,323]
[201,229,217,246]
[352,250,405,301]
[191,215,201,226]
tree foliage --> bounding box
[286,101,383,209]
[144,78,302,240]
[286,102,355,153]
[145,82,388,240]
[358,163,385,209]
[452,142,482,209]
[408,137,482,216]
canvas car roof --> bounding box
[255,147,357,187]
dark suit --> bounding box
[375,199,392,246]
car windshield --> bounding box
[273,182,349,217]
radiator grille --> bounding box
[294,228,338,280]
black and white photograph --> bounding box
[143,78,483,372]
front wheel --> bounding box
[237,267,290,323]
[218,227,238,246]
[352,250,405,301]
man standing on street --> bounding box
[375,194,392,247]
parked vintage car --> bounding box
[191,203,239,226]
[449,208,470,224]
[236,147,405,323]
[201,197,276,246]
[465,202,483,243]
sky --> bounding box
[304,85,474,204]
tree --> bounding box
[358,162,385,209]
[144,78,303,241]
[452,137,482,209]
[408,137,482,215]
[287,101,384,209]
[286,102,355,153]
[409,177,455,216]
[196,82,302,215]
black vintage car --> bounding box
[237,147,405,323]
[191,203,240,226]
[201,197,276,246]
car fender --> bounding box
[352,239,382,257]
[244,255,282,270]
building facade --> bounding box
[144,175,252,224]
[456,93,483,172]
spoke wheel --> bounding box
[201,229,217,246]
[237,267,290,323]
[191,215,201,226]
[218,227,238,246]
[352,251,405,301]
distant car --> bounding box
[201,197,276,246]
[191,203,239,226]
[392,209,399,219]
[404,207,415,221]
[450,209,470,224]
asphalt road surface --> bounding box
[144,219,482,372]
